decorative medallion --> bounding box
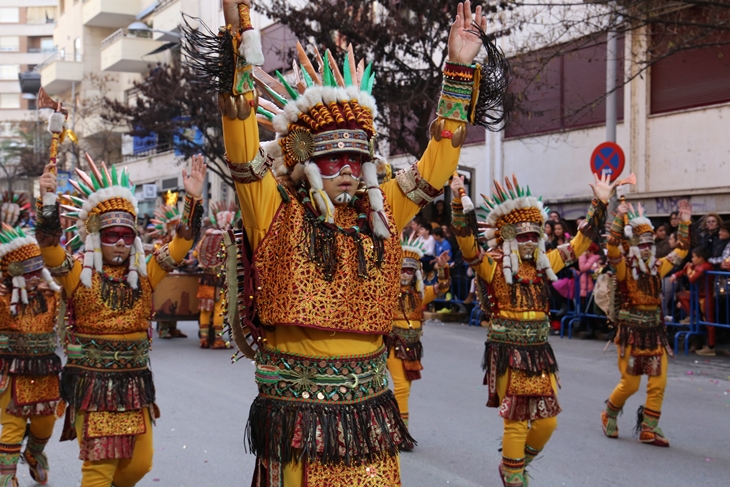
[86,213,102,234]
[283,128,314,166]
[7,261,24,277]
[500,224,516,241]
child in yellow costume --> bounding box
[386,237,450,445]
[450,174,614,487]
[601,200,691,447]
[196,201,238,349]
[0,193,62,487]
[185,1,509,484]
[35,155,205,487]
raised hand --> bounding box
[183,154,207,199]
[448,1,486,65]
[222,0,250,31]
[588,172,619,203]
[435,250,451,269]
[39,163,58,194]
[678,199,692,222]
[450,174,466,195]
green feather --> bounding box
[66,225,77,233]
[300,64,313,88]
[101,168,110,187]
[111,165,119,186]
[366,72,375,94]
[65,212,79,218]
[89,172,101,191]
[275,70,299,100]
[256,106,275,121]
[360,62,372,91]
[121,170,128,188]
[526,187,532,197]
[78,182,92,197]
[322,55,335,87]
[262,84,288,106]
[342,53,352,86]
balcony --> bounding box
[100,29,165,73]
[35,53,84,95]
[82,0,141,29]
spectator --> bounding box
[431,200,450,227]
[544,221,556,250]
[441,224,459,260]
[416,225,436,274]
[672,246,716,355]
[432,226,453,262]
[654,223,671,258]
[559,219,572,239]
[575,242,602,338]
[552,221,568,247]
[668,211,680,232]
[709,221,730,268]
[698,213,722,254]
[549,210,561,222]
[403,218,422,240]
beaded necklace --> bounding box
[297,187,385,282]
[98,269,140,311]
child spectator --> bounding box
[672,246,716,356]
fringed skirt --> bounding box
[248,345,413,487]
[483,317,561,421]
[385,326,424,381]
[60,334,155,461]
[616,308,670,376]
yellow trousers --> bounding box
[497,372,559,461]
[0,385,56,446]
[386,350,411,417]
[199,300,224,336]
[609,347,668,412]
[75,409,154,487]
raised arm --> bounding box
[658,201,691,278]
[146,155,206,289]
[384,1,504,231]
[422,251,452,306]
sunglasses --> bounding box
[515,233,540,243]
[100,229,136,246]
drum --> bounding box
[153,273,201,320]
[197,230,225,269]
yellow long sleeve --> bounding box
[146,235,194,290]
[546,231,592,275]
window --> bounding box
[650,8,730,114]
[505,34,625,139]
[0,94,20,109]
[74,37,81,61]
[0,8,19,23]
[0,37,20,52]
[0,65,19,80]
[27,6,56,25]
[41,38,55,53]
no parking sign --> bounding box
[590,142,625,182]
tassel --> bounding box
[509,239,520,277]
[42,192,57,206]
[502,243,512,285]
[362,162,390,239]
[19,276,28,305]
[41,268,61,292]
[92,233,103,272]
[10,280,19,315]
[415,269,424,297]
[134,237,147,278]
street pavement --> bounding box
[32,320,730,486]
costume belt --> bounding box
[0,332,57,356]
[488,317,550,346]
[618,308,662,328]
[390,326,423,343]
[254,346,389,404]
[65,334,149,370]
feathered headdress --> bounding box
[254,42,390,239]
[477,175,554,284]
[623,203,657,279]
[401,235,425,295]
[0,224,60,314]
[209,200,240,231]
[147,191,182,240]
[55,154,146,289]
[1,192,30,227]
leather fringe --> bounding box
[482,341,558,377]
[1,354,62,376]
[617,324,670,353]
[61,367,155,411]
[245,390,414,467]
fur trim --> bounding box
[42,192,57,206]
[415,269,424,298]
[134,237,147,278]
[461,194,475,213]
[41,267,61,292]
[81,234,95,288]
[0,236,37,261]
[47,112,65,134]
[304,162,334,223]
[362,162,390,239]
[77,187,138,241]
[239,28,264,66]
[502,241,512,284]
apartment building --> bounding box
[34,0,279,213]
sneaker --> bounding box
[695,346,716,357]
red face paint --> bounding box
[313,153,362,179]
[515,233,540,243]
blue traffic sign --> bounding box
[590,142,625,182]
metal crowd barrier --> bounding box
[558,269,608,339]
